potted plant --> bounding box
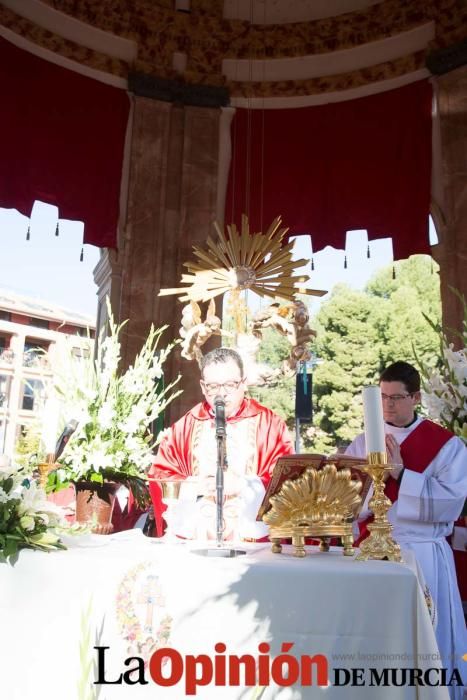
[48,304,181,532]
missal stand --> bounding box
[257,454,371,558]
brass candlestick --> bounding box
[38,453,57,490]
[355,451,402,562]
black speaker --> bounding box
[295,374,312,422]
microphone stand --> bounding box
[215,416,227,548]
[192,397,246,559]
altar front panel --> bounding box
[0,533,448,699]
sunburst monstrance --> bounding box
[158,215,325,303]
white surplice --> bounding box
[346,417,467,700]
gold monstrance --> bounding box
[158,215,326,306]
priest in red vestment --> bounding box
[148,347,293,541]
[346,361,466,699]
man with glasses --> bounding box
[346,361,466,696]
[149,347,293,540]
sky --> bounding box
[289,230,394,317]
[0,200,437,319]
[0,201,100,320]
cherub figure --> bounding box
[251,301,316,372]
[180,300,231,363]
[286,301,316,370]
[251,302,297,342]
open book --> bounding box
[257,453,371,521]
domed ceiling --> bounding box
[0,0,465,106]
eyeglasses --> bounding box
[201,380,243,395]
[381,393,413,403]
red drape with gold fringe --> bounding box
[0,36,129,249]
[226,81,432,260]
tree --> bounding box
[307,285,383,452]
[368,256,441,365]
[15,422,42,472]
[307,255,441,451]
[248,328,295,423]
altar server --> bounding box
[346,361,467,699]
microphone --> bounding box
[53,419,79,461]
[214,396,226,438]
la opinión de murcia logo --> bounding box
[94,644,464,694]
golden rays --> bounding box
[158,215,326,303]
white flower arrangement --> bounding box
[418,293,467,442]
[49,304,181,505]
[0,457,66,562]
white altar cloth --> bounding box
[0,532,450,700]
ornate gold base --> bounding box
[355,452,402,563]
[269,523,355,558]
[355,521,402,562]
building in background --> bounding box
[0,289,95,455]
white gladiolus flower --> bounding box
[97,402,115,430]
[0,486,10,503]
[0,454,14,477]
[44,300,181,499]
[18,482,47,513]
[20,515,36,531]
[421,308,467,442]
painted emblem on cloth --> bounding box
[116,561,172,662]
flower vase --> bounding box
[74,481,120,534]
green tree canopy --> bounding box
[249,328,295,423]
[307,255,441,452]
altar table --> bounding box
[0,532,449,700]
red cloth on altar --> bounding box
[148,398,294,536]
[47,485,75,524]
[451,518,467,602]
[111,490,146,533]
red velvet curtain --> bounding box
[226,81,432,260]
[0,36,129,249]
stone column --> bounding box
[431,66,467,346]
[118,96,223,423]
[93,248,124,344]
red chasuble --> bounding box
[148,398,293,536]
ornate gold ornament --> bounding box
[263,463,363,558]
[355,452,402,562]
[159,215,326,379]
[250,299,317,372]
[159,215,323,303]
[179,299,233,362]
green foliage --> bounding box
[308,285,383,451]
[249,256,442,451]
[249,329,295,423]
[415,288,467,441]
[0,464,65,563]
[307,255,441,450]
[367,256,441,364]
[14,423,43,473]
